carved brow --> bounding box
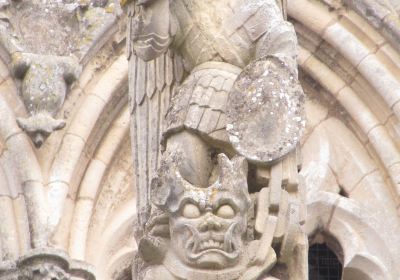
[176,196,202,213]
[212,197,240,212]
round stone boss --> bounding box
[226,55,305,164]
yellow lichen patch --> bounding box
[78,0,90,6]
[105,3,115,13]
[210,187,218,202]
[120,0,131,6]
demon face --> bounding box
[153,153,251,270]
[169,187,247,269]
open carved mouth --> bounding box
[198,240,225,251]
[184,223,240,261]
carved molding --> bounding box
[0,249,95,280]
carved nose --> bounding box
[200,214,221,231]
[33,133,45,148]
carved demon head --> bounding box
[152,153,251,269]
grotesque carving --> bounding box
[137,153,278,280]
[0,0,117,147]
[12,53,80,148]
[157,154,251,269]
[127,0,307,279]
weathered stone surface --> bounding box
[0,0,116,147]
[141,154,258,280]
[0,248,95,280]
[0,1,399,280]
[128,0,307,279]
[11,53,80,148]
[227,55,305,164]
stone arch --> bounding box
[301,111,399,280]
[289,2,400,278]
[289,0,400,199]
[0,0,399,279]
[107,250,135,280]
[343,254,386,280]
[306,191,393,280]
[0,14,134,276]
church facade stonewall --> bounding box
[0,0,399,280]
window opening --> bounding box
[309,243,343,280]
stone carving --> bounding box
[18,264,70,280]
[0,0,117,147]
[12,53,80,148]
[127,0,307,279]
[0,248,95,280]
[138,153,278,280]
[226,55,304,164]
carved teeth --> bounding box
[198,240,224,251]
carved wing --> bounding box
[127,3,185,237]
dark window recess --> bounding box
[309,243,343,280]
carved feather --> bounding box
[128,3,185,235]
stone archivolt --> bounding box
[0,0,398,280]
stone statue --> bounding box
[127,0,307,279]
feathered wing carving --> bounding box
[127,3,185,238]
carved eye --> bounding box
[182,203,201,219]
[216,205,235,219]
